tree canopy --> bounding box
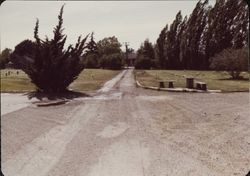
[97,36,122,56]
[0,48,12,69]
[135,39,155,69]
[97,36,123,70]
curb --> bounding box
[136,80,221,93]
[34,100,69,107]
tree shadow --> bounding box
[24,90,91,101]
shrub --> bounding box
[210,48,248,79]
[11,5,90,92]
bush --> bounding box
[11,6,90,93]
[210,48,248,79]
[135,56,151,69]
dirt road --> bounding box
[1,69,250,176]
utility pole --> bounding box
[123,42,129,67]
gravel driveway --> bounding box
[1,68,250,176]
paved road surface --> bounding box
[1,93,36,116]
[2,69,250,176]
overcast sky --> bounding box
[0,1,215,51]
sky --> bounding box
[0,1,215,52]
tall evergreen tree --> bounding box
[182,0,208,69]
[212,0,237,51]
[156,24,168,69]
[202,5,213,69]
[165,11,183,69]
[232,0,249,48]
[176,15,187,69]
[205,0,224,60]
[87,32,98,54]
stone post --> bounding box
[186,77,194,89]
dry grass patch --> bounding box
[135,70,249,92]
[1,69,121,92]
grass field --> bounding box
[135,70,249,92]
[69,69,120,91]
[1,69,121,92]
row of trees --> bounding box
[136,0,248,72]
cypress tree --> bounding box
[232,0,249,48]
[165,11,183,69]
[156,24,168,69]
[11,5,90,93]
[178,16,187,69]
[185,0,208,69]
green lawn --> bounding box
[1,69,120,93]
[135,70,249,92]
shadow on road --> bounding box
[25,90,91,101]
